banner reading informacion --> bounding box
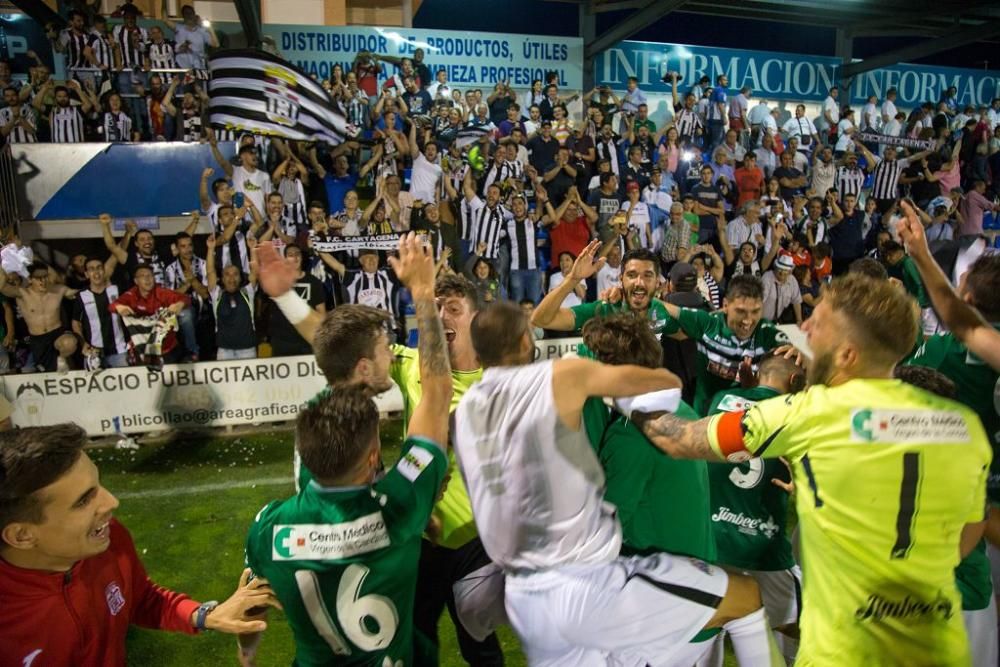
[2,356,404,436]
[596,40,1000,108]
[263,24,583,90]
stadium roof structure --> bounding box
[566,0,1000,87]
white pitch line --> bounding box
[115,477,292,500]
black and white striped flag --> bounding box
[121,311,176,366]
[208,49,358,145]
[454,125,494,149]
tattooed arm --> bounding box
[389,233,453,449]
[629,412,724,461]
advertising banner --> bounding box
[596,40,1000,108]
[263,24,584,90]
[1,355,404,436]
[2,339,579,436]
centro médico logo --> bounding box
[273,525,305,560]
[272,514,390,561]
[852,409,876,441]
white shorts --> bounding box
[504,553,729,667]
[964,594,998,667]
[748,566,802,628]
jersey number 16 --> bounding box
[296,563,400,655]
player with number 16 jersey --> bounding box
[246,434,447,666]
[243,233,453,666]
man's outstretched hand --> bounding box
[569,239,607,281]
[896,199,930,261]
[252,243,296,298]
[200,568,283,634]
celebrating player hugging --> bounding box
[241,229,992,667]
[2,244,996,667]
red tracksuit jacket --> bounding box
[0,519,200,667]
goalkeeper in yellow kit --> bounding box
[619,273,991,666]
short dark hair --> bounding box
[882,240,905,256]
[964,254,1000,321]
[295,385,379,483]
[175,231,192,243]
[621,248,659,273]
[470,301,530,367]
[308,200,326,212]
[894,365,957,400]
[238,144,256,156]
[582,313,662,369]
[758,351,806,393]
[212,178,229,196]
[313,305,394,384]
[27,262,48,277]
[0,425,87,536]
[132,263,154,276]
[435,273,480,312]
[848,257,888,280]
[725,274,764,301]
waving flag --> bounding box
[121,310,177,367]
[454,125,495,149]
[208,49,357,145]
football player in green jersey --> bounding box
[897,199,1000,372]
[620,273,992,666]
[705,351,805,665]
[903,253,1000,667]
[242,233,453,666]
[581,313,716,563]
[662,274,788,415]
[253,243,503,665]
[581,313,797,665]
[530,242,675,336]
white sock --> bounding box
[724,608,784,666]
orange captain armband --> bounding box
[710,410,752,463]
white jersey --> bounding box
[454,360,621,572]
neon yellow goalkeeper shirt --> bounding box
[707,378,990,667]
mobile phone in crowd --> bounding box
[233,192,245,208]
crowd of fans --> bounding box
[0,4,999,373]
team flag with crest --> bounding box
[208,49,357,145]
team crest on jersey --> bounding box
[396,445,434,483]
[850,409,970,443]
[717,394,757,413]
[272,513,389,561]
[105,582,126,616]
